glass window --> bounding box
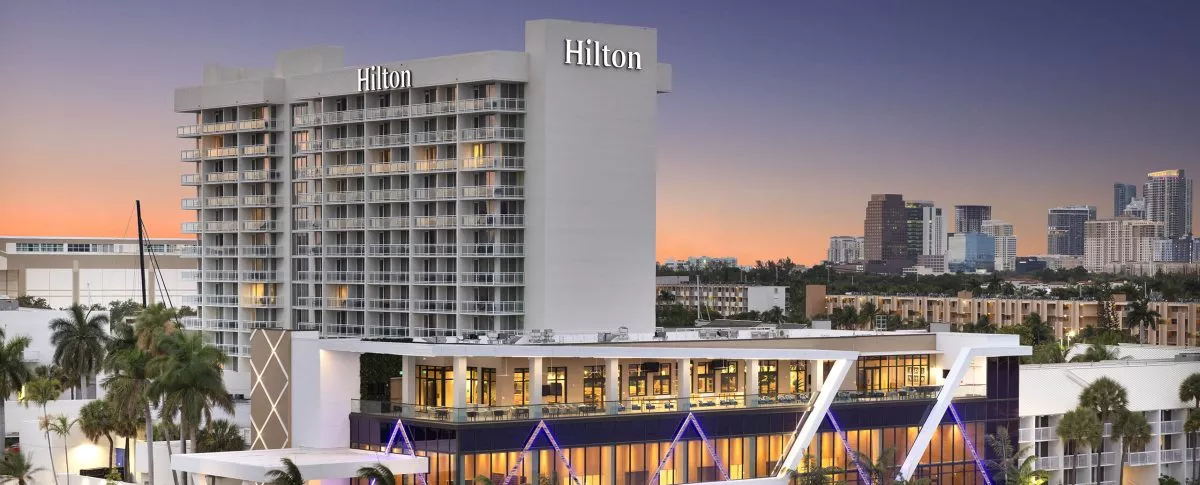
[416,365,450,407]
[654,363,672,396]
[789,361,808,393]
[546,367,567,404]
[695,362,715,394]
[856,354,930,391]
[628,364,647,397]
[514,368,529,405]
[467,367,495,406]
[719,361,739,394]
[583,365,605,405]
[758,360,778,396]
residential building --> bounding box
[656,279,786,315]
[1046,205,1095,256]
[229,325,1024,485]
[1020,345,1200,485]
[1122,197,1147,219]
[1144,169,1194,238]
[1036,254,1085,270]
[954,205,992,234]
[1154,237,1195,263]
[915,254,948,274]
[1083,218,1164,272]
[947,232,995,273]
[177,20,671,390]
[827,236,865,265]
[1113,182,1137,218]
[662,256,739,271]
[904,200,934,262]
[1194,237,1200,262]
[0,236,194,309]
[863,194,908,266]
[981,220,1017,272]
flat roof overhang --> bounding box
[315,338,862,361]
[170,447,427,482]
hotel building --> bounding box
[176,20,670,389]
[655,277,787,316]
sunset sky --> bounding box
[1,1,1197,266]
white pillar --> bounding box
[71,260,80,305]
[530,357,544,418]
[402,355,415,406]
[452,356,467,421]
[606,358,620,413]
[810,360,825,393]
[677,358,691,411]
[747,359,760,407]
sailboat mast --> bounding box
[136,200,148,307]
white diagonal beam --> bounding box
[776,357,855,477]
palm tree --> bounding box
[356,463,398,485]
[105,300,142,333]
[134,303,179,353]
[853,447,897,484]
[0,449,42,485]
[786,454,843,485]
[1020,313,1053,346]
[0,330,31,443]
[1057,407,1101,485]
[196,419,247,453]
[1029,342,1068,364]
[1113,409,1151,485]
[1179,373,1200,481]
[1124,298,1161,344]
[78,399,117,469]
[1079,377,1129,484]
[984,425,1048,485]
[45,415,77,485]
[48,304,109,398]
[148,332,233,485]
[103,347,155,485]
[264,458,304,485]
[1069,343,1119,362]
[859,302,879,329]
[19,377,61,485]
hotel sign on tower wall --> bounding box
[357,65,412,92]
[564,39,643,70]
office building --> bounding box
[661,256,738,271]
[826,236,864,265]
[981,220,1017,272]
[863,194,907,266]
[656,278,786,316]
[1144,169,1194,238]
[1014,256,1048,273]
[1113,182,1137,218]
[1020,345,1200,485]
[947,233,995,273]
[954,205,992,234]
[1153,237,1194,263]
[176,20,671,387]
[1045,205,1095,256]
[907,203,947,259]
[904,200,933,262]
[0,236,194,309]
[820,289,1200,346]
[1122,197,1147,219]
[1083,218,1164,272]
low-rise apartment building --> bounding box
[657,277,786,315]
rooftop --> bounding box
[170,447,426,482]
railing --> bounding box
[368,244,409,256]
[240,270,278,281]
[460,156,525,171]
[240,295,279,307]
[1033,456,1061,471]
[242,195,278,206]
[207,171,239,183]
[369,162,410,175]
[246,321,281,330]
[1160,448,1184,463]
[208,319,240,330]
[1019,428,1033,443]
[327,165,367,177]
[295,271,322,282]
[326,191,366,203]
[456,97,526,113]
[323,109,367,124]
[241,220,277,231]
[203,295,240,306]
[460,243,524,257]
[183,270,238,282]
[326,271,366,283]
[1069,454,1091,468]
[204,221,239,232]
[206,196,238,208]
[293,219,321,231]
[409,100,457,116]
[326,218,365,230]
[180,317,203,329]
[295,140,322,153]
[295,167,322,179]
[460,272,524,285]
[411,244,457,256]
[327,298,366,309]
[1161,419,1184,434]
[325,137,366,150]
[460,185,524,199]
[181,173,201,185]
[369,216,409,229]
[411,130,457,144]
[460,214,524,227]
[182,198,202,210]
[295,296,324,308]
[367,134,410,148]
[178,118,278,136]
[1127,450,1158,466]
[368,299,410,311]
[325,244,367,256]
[366,272,408,284]
[460,301,525,314]
[459,127,524,141]
[1035,427,1054,441]
[413,300,456,312]
[241,144,277,156]
[413,272,456,284]
[409,187,457,200]
[364,105,411,120]
[369,189,409,202]
[205,147,239,158]
[413,215,457,228]
[1100,451,1118,466]
[411,159,457,172]
[241,169,280,181]
[181,149,200,161]
[295,193,321,206]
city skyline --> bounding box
[1,1,1198,266]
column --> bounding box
[71,260,80,305]
[530,357,544,418]
[810,360,824,395]
[606,358,620,414]
[677,358,691,411]
[453,356,467,421]
[746,359,759,407]
[402,355,415,411]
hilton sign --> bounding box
[564,39,643,71]
[357,65,412,92]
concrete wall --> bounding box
[746,286,787,313]
[11,400,115,485]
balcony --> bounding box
[411,159,456,173]
[460,156,525,171]
[241,220,278,232]
[295,193,321,205]
[459,127,524,142]
[205,147,239,158]
[325,191,366,203]
[203,295,240,307]
[181,149,200,161]
[412,272,456,284]
[409,100,457,116]
[460,272,524,286]
[369,216,409,230]
[241,295,279,308]
[368,244,408,256]
[411,244,456,256]
[1033,456,1062,471]
[324,244,366,256]
[456,97,526,113]
[180,316,203,330]
[207,319,240,331]
[1160,448,1184,463]
[295,296,324,308]
[205,196,239,208]
[366,133,410,148]
[366,272,408,284]
[368,299,410,311]
[204,221,238,232]
[460,185,524,199]
[327,165,366,177]
[294,113,320,127]
[327,298,366,310]
[322,109,367,124]
[241,169,280,182]
[325,137,366,151]
[207,171,239,183]
[369,162,410,175]
[326,271,367,283]
[460,214,524,228]
[240,270,278,282]
[246,321,281,330]
[413,215,457,229]
[1127,451,1158,467]
[410,130,457,144]
[326,218,365,230]
[181,174,201,185]
[460,243,523,257]
[293,219,321,231]
[182,198,202,210]
[185,270,239,282]
[241,144,278,156]
[369,189,408,202]
[295,271,322,282]
[364,105,411,120]
[413,300,456,313]
[1034,427,1053,441]
[295,140,322,153]
[241,195,278,207]
[1161,419,1184,434]
[177,118,278,137]
[409,187,457,201]
[239,245,277,257]
[461,301,525,314]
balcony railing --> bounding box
[207,171,239,183]
[241,144,278,156]
[181,149,200,161]
[411,130,457,144]
[205,147,239,158]
[241,195,278,207]
[411,159,457,172]
[182,198,202,210]
[324,244,367,256]
[460,243,524,257]
[369,189,408,202]
[295,296,324,308]
[411,244,457,256]
[413,272,456,284]
[366,272,408,284]
[295,271,322,282]
[460,156,525,171]
[326,191,366,203]
[241,169,280,182]
[178,118,278,137]
[369,162,410,175]
[326,218,365,230]
[325,137,366,150]
[368,299,410,311]
[295,140,322,153]
[413,300,456,312]
[241,295,279,308]
[409,100,457,116]
[204,221,238,232]
[460,214,524,228]
[240,245,277,257]
[327,298,366,309]
[364,105,411,120]
[327,164,366,177]
[369,216,409,230]
[1160,448,1184,463]
[295,193,321,205]
[1033,456,1061,471]
[460,272,524,285]
[240,270,279,282]
[293,219,321,231]
[460,301,525,314]
[368,244,408,256]
[205,196,238,208]
[1160,419,1184,434]
[456,97,526,113]
[460,185,524,199]
[241,220,278,231]
[181,174,201,185]
[1127,451,1158,467]
[367,133,410,148]
[413,215,457,228]
[326,271,366,283]
[409,187,457,200]
[322,110,367,124]
[459,127,524,141]
[203,295,240,306]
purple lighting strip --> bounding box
[826,410,872,485]
[948,403,993,485]
[377,418,428,485]
[499,420,584,485]
[646,413,729,485]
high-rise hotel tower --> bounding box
[175,20,671,383]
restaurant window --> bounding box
[513,368,529,405]
[718,360,739,393]
[856,354,930,391]
[417,365,451,407]
[789,360,808,393]
[546,367,567,404]
[759,360,778,396]
[695,362,715,394]
[628,364,648,397]
[653,363,672,395]
[583,365,605,404]
[467,367,495,406]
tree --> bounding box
[853,447,898,484]
[104,300,142,333]
[858,302,879,329]
[356,463,398,485]
[0,330,31,443]
[148,331,233,485]
[78,400,118,469]
[45,415,77,485]
[1069,343,1119,363]
[1079,377,1129,484]
[20,377,62,485]
[14,295,50,309]
[49,304,109,398]
[1113,409,1151,485]
[1028,342,1068,364]
[134,304,179,353]
[1020,313,1054,346]
[1179,373,1200,481]
[103,345,155,485]
[264,458,305,485]
[1056,407,1101,485]
[0,449,42,485]
[196,419,247,453]
[786,454,842,485]
[1124,298,1161,344]
[985,426,1047,485]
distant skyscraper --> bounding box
[1084,218,1164,272]
[1122,198,1147,219]
[948,233,996,273]
[1114,183,1137,217]
[864,194,908,264]
[905,200,934,262]
[827,236,865,264]
[982,220,1017,272]
[921,206,948,257]
[1143,169,1194,238]
[954,205,993,234]
[1153,237,1194,263]
[1046,205,1096,256]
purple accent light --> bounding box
[499,420,584,485]
[948,403,993,485]
[826,409,872,485]
[377,418,428,485]
[647,413,730,485]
